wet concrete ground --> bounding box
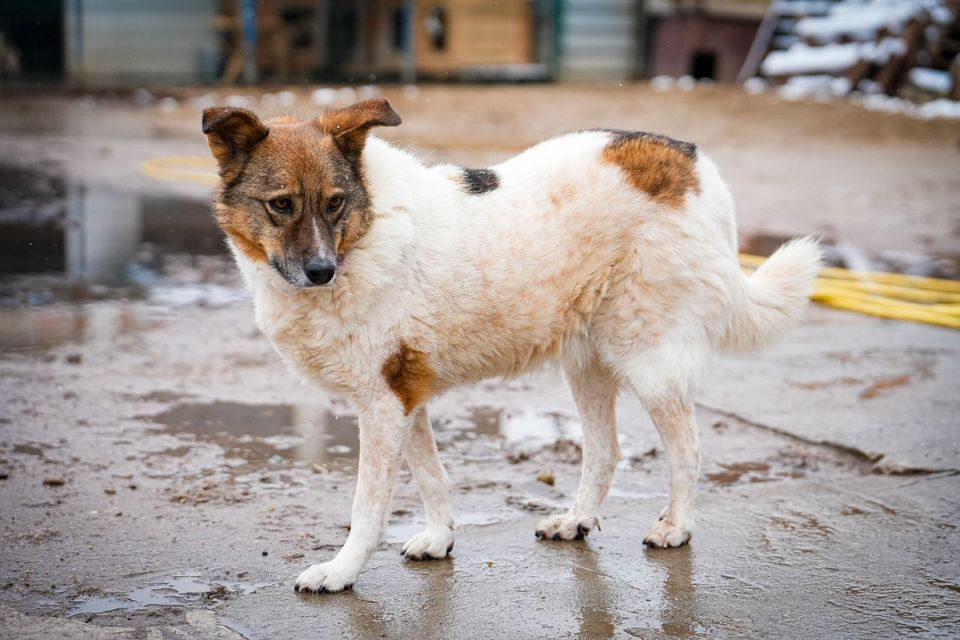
[1,85,959,638]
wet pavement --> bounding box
[1,85,959,638]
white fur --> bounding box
[229,131,822,591]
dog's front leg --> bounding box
[295,396,412,593]
[401,406,455,560]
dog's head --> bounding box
[202,98,401,288]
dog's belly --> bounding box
[425,261,617,385]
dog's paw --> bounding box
[642,518,692,548]
[535,513,597,541]
[294,560,359,593]
[401,526,454,560]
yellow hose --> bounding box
[740,253,960,293]
[741,254,960,329]
[140,156,219,188]
[137,156,960,330]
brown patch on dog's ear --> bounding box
[381,342,433,415]
[202,107,269,182]
[318,98,401,159]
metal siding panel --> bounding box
[74,0,217,84]
[560,0,636,79]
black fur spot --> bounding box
[590,128,698,159]
[460,168,499,195]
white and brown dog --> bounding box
[201,98,821,593]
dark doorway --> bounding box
[0,0,64,81]
[326,3,359,71]
[690,51,716,80]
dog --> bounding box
[201,98,821,593]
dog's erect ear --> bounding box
[201,107,269,181]
[319,98,401,159]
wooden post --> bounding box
[402,0,417,83]
[240,0,257,83]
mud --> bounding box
[1,84,959,638]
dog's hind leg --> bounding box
[623,345,703,548]
[401,406,455,560]
[536,347,620,541]
[295,396,412,593]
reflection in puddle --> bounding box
[0,161,239,330]
[386,511,504,544]
[67,571,271,616]
[0,162,223,283]
[0,302,155,352]
[146,401,358,468]
[442,406,581,444]
[145,401,579,470]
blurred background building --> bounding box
[1,0,957,100]
[0,0,767,84]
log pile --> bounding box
[746,0,960,101]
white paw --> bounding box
[535,512,598,541]
[294,560,360,593]
[643,518,692,548]
[401,526,455,560]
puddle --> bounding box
[12,443,50,457]
[145,401,579,470]
[0,162,246,352]
[145,401,359,469]
[0,302,160,352]
[385,511,505,544]
[0,161,240,323]
[438,406,581,445]
[67,571,271,616]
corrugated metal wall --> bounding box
[65,0,217,86]
[560,0,638,80]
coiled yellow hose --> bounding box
[740,255,960,329]
[140,156,960,329]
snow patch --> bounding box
[762,38,907,76]
[794,0,925,43]
[909,67,953,94]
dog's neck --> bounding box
[362,136,458,213]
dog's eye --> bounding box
[268,197,293,214]
[327,194,345,214]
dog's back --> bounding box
[356,130,818,391]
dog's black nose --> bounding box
[304,258,336,286]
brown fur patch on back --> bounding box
[599,130,700,208]
[381,342,435,415]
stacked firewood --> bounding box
[754,0,960,100]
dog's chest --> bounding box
[251,288,380,395]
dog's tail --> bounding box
[719,236,822,354]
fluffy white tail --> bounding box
[720,236,823,354]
